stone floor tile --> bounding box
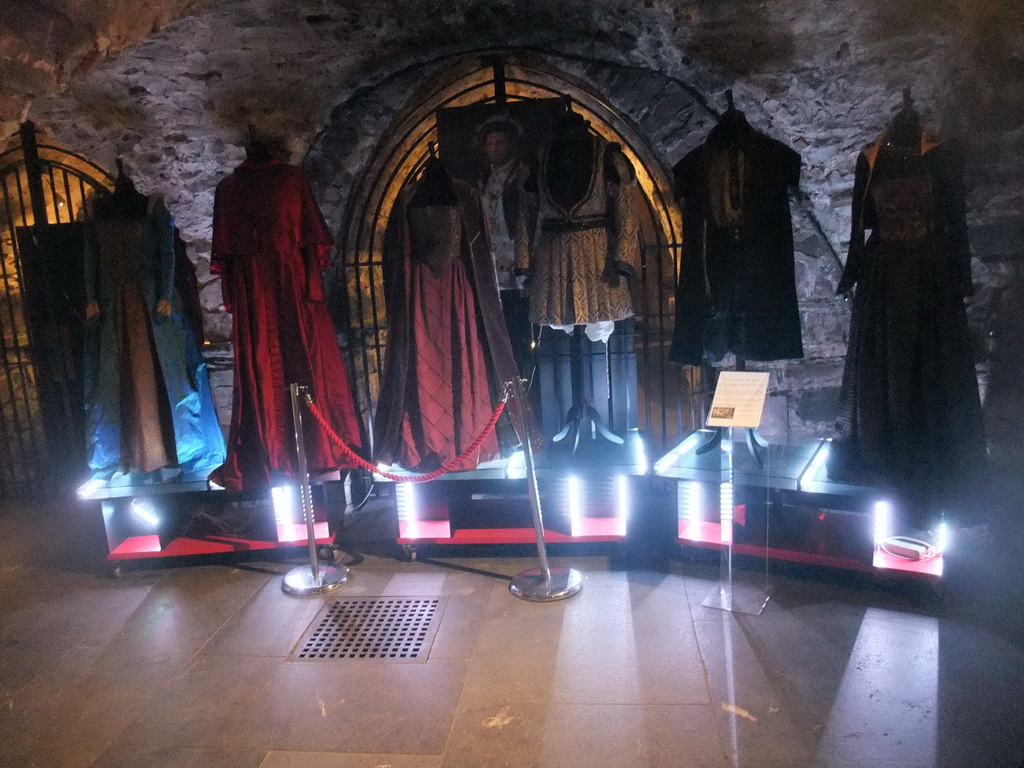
[200,575,327,658]
[90,744,267,768]
[259,753,443,768]
[117,654,468,754]
[441,702,727,768]
[0,582,150,699]
[0,646,179,768]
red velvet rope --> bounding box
[304,395,506,483]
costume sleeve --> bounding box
[297,171,333,271]
[515,166,539,276]
[607,146,640,277]
[513,165,538,278]
[941,141,973,297]
[210,181,234,313]
[775,140,801,188]
[836,151,870,296]
[151,197,176,305]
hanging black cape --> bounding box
[669,122,803,365]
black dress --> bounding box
[827,129,987,530]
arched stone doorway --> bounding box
[310,50,717,452]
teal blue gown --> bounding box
[83,196,226,481]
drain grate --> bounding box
[292,597,447,661]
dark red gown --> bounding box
[210,159,362,491]
[374,166,522,472]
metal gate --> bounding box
[0,122,113,497]
[336,55,705,455]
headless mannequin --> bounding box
[881,90,924,171]
[407,153,460,275]
[544,111,624,450]
[86,162,171,322]
[244,123,275,163]
[716,97,752,141]
[546,111,631,292]
[547,113,593,214]
[411,152,459,208]
[697,92,768,462]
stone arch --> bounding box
[309,49,716,445]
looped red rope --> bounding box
[304,395,506,483]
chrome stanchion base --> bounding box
[509,566,583,602]
[282,564,349,596]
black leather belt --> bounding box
[541,216,609,234]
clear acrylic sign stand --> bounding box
[701,372,771,616]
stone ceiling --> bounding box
[1,0,216,134]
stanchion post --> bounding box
[507,379,583,602]
[282,383,349,596]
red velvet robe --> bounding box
[210,159,362,491]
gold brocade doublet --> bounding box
[522,134,640,327]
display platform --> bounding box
[75,430,945,580]
[380,432,649,546]
[654,431,945,577]
[78,473,334,566]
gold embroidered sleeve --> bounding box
[608,149,640,277]
[514,170,537,275]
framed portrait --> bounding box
[435,98,566,183]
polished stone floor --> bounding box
[1,498,1023,768]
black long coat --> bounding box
[669,120,803,365]
[827,130,987,529]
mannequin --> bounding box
[83,161,225,479]
[669,91,803,367]
[375,154,522,471]
[828,90,986,534]
[520,108,640,449]
[243,124,274,163]
[522,109,639,336]
[210,136,363,491]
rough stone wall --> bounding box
[0,0,216,137]
[14,0,1024,463]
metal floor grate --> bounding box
[292,597,447,661]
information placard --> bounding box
[706,371,770,428]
